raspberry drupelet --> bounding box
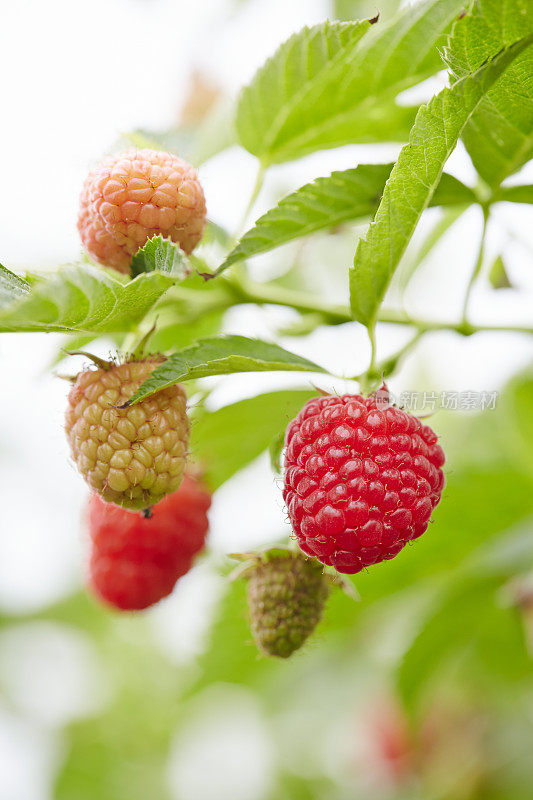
[78,148,207,272]
[283,390,445,574]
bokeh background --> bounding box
[1,0,533,798]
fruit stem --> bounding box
[461,205,489,325]
[129,319,159,360]
[359,323,378,395]
[372,329,424,380]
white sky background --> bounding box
[0,0,533,797]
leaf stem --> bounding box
[229,163,265,249]
[368,324,377,372]
[462,205,489,324]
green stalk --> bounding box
[228,163,265,250]
[221,275,533,338]
[461,205,490,324]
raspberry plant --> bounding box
[1,0,532,615]
[2,0,533,794]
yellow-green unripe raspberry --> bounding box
[245,550,330,658]
[65,358,190,510]
[78,148,207,273]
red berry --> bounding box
[283,392,445,574]
[87,474,211,610]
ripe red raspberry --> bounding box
[65,358,190,510]
[283,390,445,574]
[78,148,207,272]
[87,474,211,610]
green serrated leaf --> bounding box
[237,20,372,163]
[130,235,192,278]
[350,31,533,327]
[0,264,179,334]
[333,0,400,22]
[237,0,465,165]
[445,0,533,188]
[125,336,327,405]
[220,165,475,270]
[0,263,30,310]
[191,389,315,489]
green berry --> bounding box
[244,549,330,658]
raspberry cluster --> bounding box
[283,392,445,574]
[78,148,207,272]
[87,475,211,610]
[66,358,190,510]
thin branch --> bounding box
[222,275,533,338]
[462,205,490,324]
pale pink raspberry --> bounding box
[78,148,207,273]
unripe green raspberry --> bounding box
[65,358,190,510]
[78,148,207,272]
[244,550,330,658]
